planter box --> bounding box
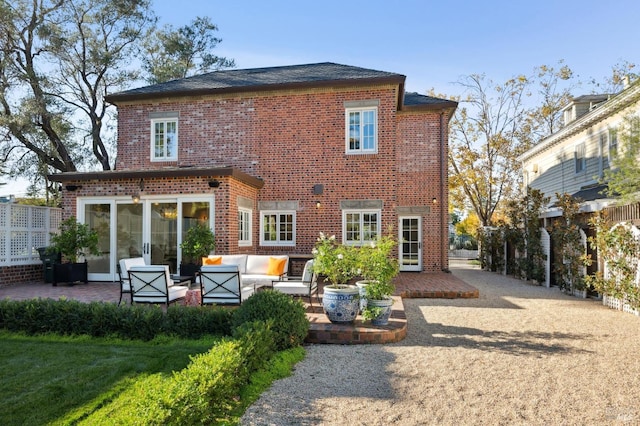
[53,262,88,286]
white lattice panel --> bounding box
[50,209,62,230]
[0,204,7,227]
[603,294,622,310]
[11,205,28,228]
[31,208,46,229]
[10,231,29,260]
[32,232,47,253]
[0,230,6,259]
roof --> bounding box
[571,184,611,202]
[107,62,406,103]
[106,62,457,112]
[48,167,265,189]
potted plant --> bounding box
[357,235,400,325]
[312,233,360,323]
[48,216,100,286]
[179,223,216,280]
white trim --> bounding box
[259,210,296,247]
[341,209,381,245]
[399,215,422,271]
[345,106,378,154]
[150,117,178,162]
[238,207,252,247]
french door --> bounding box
[399,216,422,271]
[80,196,214,282]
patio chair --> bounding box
[199,265,254,306]
[129,265,188,306]
[117,257,146,305]
[272,259,318,306]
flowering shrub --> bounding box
[358,235,399,298]
[312,233,359,287]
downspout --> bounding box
[440,111,448,272]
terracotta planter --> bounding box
[322,284,360,324]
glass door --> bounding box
[399,216,422,271]
[81,195,213,282]
[149,201,179,273]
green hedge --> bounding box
[0,299,233,340]
[82,321,276,424]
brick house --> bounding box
[50,63,457,282]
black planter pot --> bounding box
[53,262,88,286]
[179,262,200,283]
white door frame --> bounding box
[78,195,214,282]
[399,215,422,271]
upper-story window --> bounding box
[345,107,377,154]
[609,129,619,161]
[574,143,586,174]
[151,118,178,161]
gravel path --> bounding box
[241,260,640,425]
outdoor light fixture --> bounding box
[132,178,144,203]
[316,201,321,209]
[208,179,220,188]
[432,197,438,204]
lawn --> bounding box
[0,331,217,425]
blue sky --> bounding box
[5,0,639,196]
[155,0,639,95]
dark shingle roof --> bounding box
[107,62,405,102]
[404,92,458,109]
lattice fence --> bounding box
[0,204,62,265]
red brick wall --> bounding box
[0,264,43,286]
[69,84,450,272]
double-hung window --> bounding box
[346,107,377,154]
[574,143,586,174]
[238,208,252,246]
[608,129,618,161]
[343,210,380,245]
[151,118,178,161]
[260,211,295,246]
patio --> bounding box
[0,271,478,344]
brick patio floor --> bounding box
[0,271,478,344]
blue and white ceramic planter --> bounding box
[355,280,376,313]
[367,297,394,326]
[322,284,360,323]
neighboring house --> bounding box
[519,79,640,212]
[50,63,457,282]
[518,77,640,282]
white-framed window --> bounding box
[151,118,178,161]
[238,208,252,246]
[260,211,295,246]
[345,107,377,154]
[574,142,586,174]
[609,129,618,161]
[342,210,380,245]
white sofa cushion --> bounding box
[218,255,248,274]
[245,255,289,275]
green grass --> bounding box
[0,331,217,425]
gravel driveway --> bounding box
[241,259,640,425]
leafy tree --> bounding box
[588,60,638,94]
[142,16,235,84]
[603,112,640,203]
[548,193,586,291]
[448,73,531,226]
[0,0,155,175]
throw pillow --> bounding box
[266,257,287,276]
[202,256,222,265]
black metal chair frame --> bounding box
[199,268,243,306]
[129,267,184,306]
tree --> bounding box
[448,73,531,226]
[0,0,155,177]
[589,60,638,94]
[142,16,235,84]
[448,64,578,227]
[603,112,640,203]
